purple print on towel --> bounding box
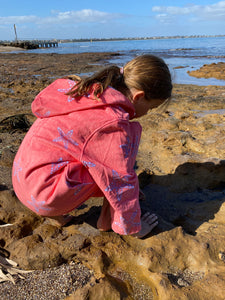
[105,170,134,202]
[13,158,22,182]
[57,80,76,102]
[28,195,51,213]
[120,136,139,158]
[83,161,96,168]
[53,127,79,149]
[114,210,141,234]
[50,157,69,175]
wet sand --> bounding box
[0,46,23,52]
[0,52,225,299]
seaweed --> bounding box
[0,114,32,133]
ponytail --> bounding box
[66,65,127,99]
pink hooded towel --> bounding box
[12,79,142,235]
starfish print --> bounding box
[57,80,76,102]
[53,127,79,150]
[50,157,69,175]
[35,110,51,118]
[66,179,91,192]
[28,195,51,213]
[120,136,139,158]
[13,158,22,182]
[82,161,96,168]
[114,210,141,234]
[105,170,134,202]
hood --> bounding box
[32,78,135,119]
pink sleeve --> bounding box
[81,120,142,235]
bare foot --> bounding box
[46,215,74,227]
[132,212,158,238]
[97,197,111,231]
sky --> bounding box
[0,0,225,40]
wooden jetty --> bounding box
[1,40,58,50]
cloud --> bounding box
[0,15,39,25]
[152,1,225,22]
[42,9,122,24]
[0,9,123,26]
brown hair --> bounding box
[66,54,172,101]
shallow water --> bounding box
[195,108,225,117]
[8,36,225,86]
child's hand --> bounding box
[132,212,158,238]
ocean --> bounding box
[12,36,225,86]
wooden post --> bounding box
[14,24,18,43]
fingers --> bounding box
[146,220,158,232]
[141,212,158,224]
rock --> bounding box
[7,234,64,270]
[0,147,15,167]
[0,54,225,299]
[188,62,225,80]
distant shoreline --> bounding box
[60,35,225,43]
[1,34,224,44]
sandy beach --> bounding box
[0,51,225,299]
[0,46,24,52]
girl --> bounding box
[12,54,172,238]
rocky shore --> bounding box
[0,52,225,299]
[188,62,225,80]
